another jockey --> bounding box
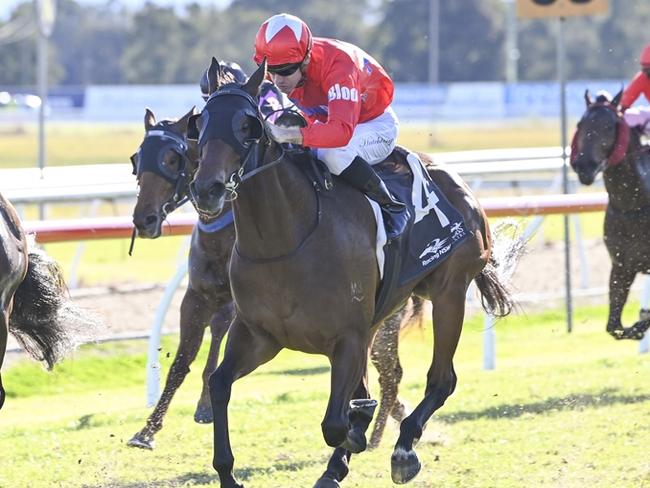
[621,43,650,135]
[253,13,408,239]
[200,60,248,101]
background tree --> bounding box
[1,0,650,86]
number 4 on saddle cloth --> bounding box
[369,147,470,321]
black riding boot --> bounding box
[340,156,409,239]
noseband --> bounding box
[132,128,192,216]
[570,102,630,168]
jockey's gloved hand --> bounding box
[264,120,303,145]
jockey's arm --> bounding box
[300,66,362,149]
[621,71,647,110]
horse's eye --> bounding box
[162,153,181,171]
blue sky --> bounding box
[1,0,232,20]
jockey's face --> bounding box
[271,68,303,94]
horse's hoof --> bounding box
[312,476,340,488]
[127,434,154,450]
[194,404,213,424]
[622,320,650,340]
[391,447,421,484]
[607,327,624,340]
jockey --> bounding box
[621,43,650,135]
[253,13,408,239]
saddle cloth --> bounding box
[369,151,470,321]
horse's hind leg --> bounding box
[606,263,636,339]
[392,283,467,485]
[210,317,281,488]
[128,289,221,449]
[368,310,405,449]
[194,300,234,423]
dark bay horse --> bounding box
[190,58,515,488]
[128,101,423,450]
[571,89,650,340]
[0,192,91,410]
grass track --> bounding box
[0,120,562,168]
[1,304,649,487]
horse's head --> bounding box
[131,107,197,238]
[191,58,268,218]
[570,89,629,185]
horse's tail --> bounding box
[474,221,526,318]
[399,295,427,333]
[9,247,97,369]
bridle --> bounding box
[131,128,193,217]
[570,101,631,169]
[196,84,286,199]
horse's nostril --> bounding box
[209,183,224,198]
[145,215,158,226]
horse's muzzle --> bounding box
[190,180,226,217]
[133,212,162,239]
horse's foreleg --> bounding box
[607,264,636,339]
[0,309,8,410]
[392,285,465,485]
[210,317,280,488]
[368,311,404,449]
[321,335,369,451]
[194,300,234,423]
[128,289,217,450]
[316,373,376,488]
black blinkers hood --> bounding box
[198,85,264,156]
[133,129,188,183]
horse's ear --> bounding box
[243,59,266,98]
[187,113,201,141]
[584,90,593,107]
[176,106,196,134]
[612,87,624,108]
[144,108,156,130]
[207,56,222,96]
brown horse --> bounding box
[128,99,423,450]
[570,89,650,340]
[0,192,91,410]
[190,58,515,488]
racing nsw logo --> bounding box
[418,221,466,266]
[328,83,359,102]
[419,237,452,266]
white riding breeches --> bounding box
[624,106,650,135]
[315,107,399,175]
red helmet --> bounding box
[253,13,312,66]
[640,43,650,68]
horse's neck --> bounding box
[233,146,318,260]
[604,136,650,211]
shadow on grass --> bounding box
[261,366,329,377]
[85,459,322,487]
[438,388,650,423]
